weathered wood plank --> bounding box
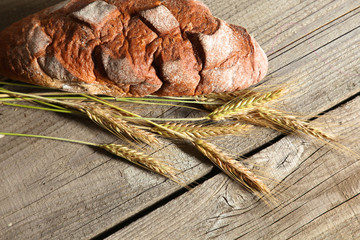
[107,96,360,240]
[0,0,359,239]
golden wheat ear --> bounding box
[192,139,270,196]
[241,107,335,142]
[207,88,285,120]
[79,106,159,145]
[99,143,180,181]
[151,122,249,139]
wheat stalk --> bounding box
[0,131,179,183]
[152,122,249,139]
[207,88,284,120]
[193,139,270,195]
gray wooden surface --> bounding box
[0,0,359,239]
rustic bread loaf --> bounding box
[0,0,268,97]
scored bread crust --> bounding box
[0,0,268,97]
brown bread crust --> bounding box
[0,0,268,97]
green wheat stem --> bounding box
[0,97,30,101]
[0,132,99,147]
[140,95,200,101]
[31,99,69,110]
[0,96,118,101]
[117,97,209,104]
[0,93,210,104]
[115,98,205,111]
[0,95,204,112]
[0,88,80,108]
[80,94,142,117]
[120,116,206,122]
[0,94,212,107]
[1,102,76,114]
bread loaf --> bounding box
[0,0,268,97]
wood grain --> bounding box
[0,0,359,239]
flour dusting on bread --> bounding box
[0,0,268,97]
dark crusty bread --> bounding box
[0,0,268,97]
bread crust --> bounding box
[0,0,268,97]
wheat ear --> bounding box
[152,122,249,139]
[80,106,159,144]
[207,88,284,120]
[243,107,335,141]
[193,139,270,195]
[100,143,179,180]
[198,90,260,111]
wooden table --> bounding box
[1,0,359,239]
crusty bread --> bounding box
[0,0,268,97]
